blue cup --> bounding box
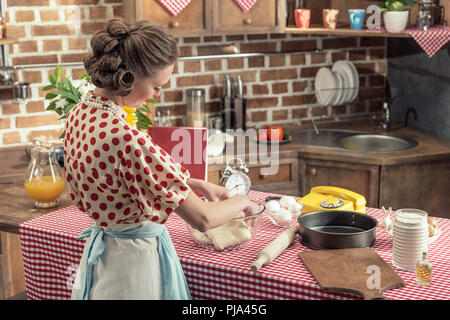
[349,9,366,30]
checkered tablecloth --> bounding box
[367,25,450,58]
[157,0,192,16]
[19,190,450,300]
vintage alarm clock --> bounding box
[219,158,251,196]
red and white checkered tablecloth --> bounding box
[19,190,450,300]
[366,25,450,58]
[157,0,192,16]
[234,0,258,13]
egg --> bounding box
[288,202,304,214]
[280,196,296,208]
[266,200,281,211]
[275,208,292,222]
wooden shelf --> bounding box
[285,26,410,38]
[0,38,18,46]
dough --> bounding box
[190,219,252,251]
[205,220,252,250]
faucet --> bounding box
[404,107,418,127]
[380,102,391,132]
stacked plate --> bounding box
[392,209,429,271]
[315,60,359,106]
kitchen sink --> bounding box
[290,129,418,152]
[337,134,418,152]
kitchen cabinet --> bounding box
[123,0,286,37]
[300,158,380,208]
[208,157,299,196]
[299,155,450,219]
[0,232,26,299]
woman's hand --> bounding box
[188,179,231,202]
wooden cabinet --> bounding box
[213,0,285,35]
[123,0,212,37]
[299,158,380,208]
[123,0,286,37]
[0,232,26,299]
[208,157,299,196]
[299,156,450,219]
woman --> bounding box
[64,18,260,300]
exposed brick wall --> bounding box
[0,0,386,148]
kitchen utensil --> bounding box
[186,88,206,127]
[233,75,246,130]
[298,248,405,299]
[221,74,236,131]
[297,210,377,250]
[0,66,15,84]
[185,201,265,252]
[332,71,344,106]
[315,67,337,106]
[24,140,65,208]
[255,134,292,145]
[332,61,354,104]
[251,225,299,271]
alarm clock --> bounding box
[219,158,251,196]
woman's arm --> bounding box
[187,178,231,202]
[175,190,258,232]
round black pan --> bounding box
[297,210,378,250]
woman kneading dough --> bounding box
[64,18,259,300]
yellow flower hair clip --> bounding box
[122,105,138,127]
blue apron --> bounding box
[75,222,191,300]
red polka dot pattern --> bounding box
[63,95,191,227]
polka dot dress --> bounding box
[63,91,191,228]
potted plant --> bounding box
[42,65,154,139]
[379,0,417,33]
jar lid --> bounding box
[186,88,205,96]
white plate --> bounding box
[315,67,337,106]
[333,71,345,106]
[332,61,353,104]
[344,60,359,102]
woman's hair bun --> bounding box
[84,17,178,97]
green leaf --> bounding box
[138,104,152,113]
[49,73,56,85]
[55,107,63,116]
[46,102,57,111]
[64,103,76,114]
[45,92,58,99]
[42,84,56,91]
[147,98,159,104]
[54,65,63,83]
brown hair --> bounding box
[84,18,178,96]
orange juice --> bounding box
[24,176,65,203]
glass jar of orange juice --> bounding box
[24,140,65,208]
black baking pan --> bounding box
[297,210,378,250]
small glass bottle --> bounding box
[416,251,432,286]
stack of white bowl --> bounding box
[392,209,429,271]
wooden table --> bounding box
[0,181,71,299]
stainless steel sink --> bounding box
[337,134,418,152]
[290,129,418,152]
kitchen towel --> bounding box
[157,0,192,16]
[366,25,450,58]
[234,0,258,13]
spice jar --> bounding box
[0,17,6,39]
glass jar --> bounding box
[24,140,65,208]
[186,88,205,127]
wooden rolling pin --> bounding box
[250,225,299,271]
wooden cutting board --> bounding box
[298,248,405,300]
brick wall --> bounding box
[0,0,386,148]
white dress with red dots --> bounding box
[64,91,192,299]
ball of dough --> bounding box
[280,196,296,208]
[267,200,281,211]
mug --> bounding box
[348,9,366,30]
[323,9,339,29]
[295,9,311,29]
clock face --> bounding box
[225,170,251,196]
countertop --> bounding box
[1,121,449,234]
